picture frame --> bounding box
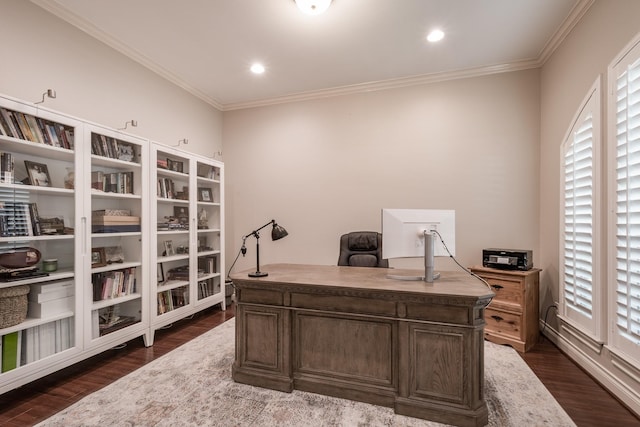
[117,143,135,162]
[163,240,175,256]
[167,158,184,173]
[24,160,52,187]
[173,206,189,224]
[91,247,107,268]
[198,187,213,202]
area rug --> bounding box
[36,318,575,427]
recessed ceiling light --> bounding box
[427,29,445,43]
[250,63,265,74]
[295,0,332,16]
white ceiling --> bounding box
[32,0,590,111]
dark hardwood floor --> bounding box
[0,304,638,427]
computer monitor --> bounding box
[381,208,456,282]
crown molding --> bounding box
[538,0,594,65]
[30,0,225,111]
[222,60,540,111]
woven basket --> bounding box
[0,285,29,329]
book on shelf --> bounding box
[1,151,14,183]
[1,331,21,372]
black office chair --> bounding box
[337,231,389,268]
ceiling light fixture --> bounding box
[250,63,265,74]
[427,29,445,43]
[294,0,332,16]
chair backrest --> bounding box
[337,231,389,268]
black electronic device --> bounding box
[482,248,533,271]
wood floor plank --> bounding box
[1,304,638,426]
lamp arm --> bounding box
[243,219,275,240]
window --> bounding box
[609,35,640,362]
[560,79,602,339]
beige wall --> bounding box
[223,70,540,273]
[540,0,640,413]
[0,0,222,157]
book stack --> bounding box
[27,281,74,318]
[92,209,140,233]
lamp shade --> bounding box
[271,222,288,241]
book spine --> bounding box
[29,203,42,236]
[1,332,21,372]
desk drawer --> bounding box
[484,277,522,306]
[485,307,522,340]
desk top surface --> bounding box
[231,263,494,299]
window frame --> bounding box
[607,33,640,364]
[559,78,603,341]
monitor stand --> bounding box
[387,231,440,283]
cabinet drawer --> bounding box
[485,308,522,340]
[483,277,522,306]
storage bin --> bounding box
[0,285,29,328]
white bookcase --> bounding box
[0,95,83,394]
[0,93,225,394]
[84,124,150,350]
[150,143,225,344]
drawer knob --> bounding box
[491,315,504,322]
[491,284,504,290]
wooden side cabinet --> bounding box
[470,266,541,352]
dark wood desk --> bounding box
[231,264,494,427]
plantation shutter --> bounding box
[561,82,599,335]
[613,52,640,351]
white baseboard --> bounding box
[540,321,640,417]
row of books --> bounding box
[197,278,220,299]
[0,202,65,237]
[198,255,218,275]
[0,108,74,150]
[157,177,179,199]
[1,317,74,372]
[157,285,189,314]
[91,267,137,301]
[91,171,134,194]
[0,202,40,237]
[90,133,136,163]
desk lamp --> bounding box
[241,219,288,277]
